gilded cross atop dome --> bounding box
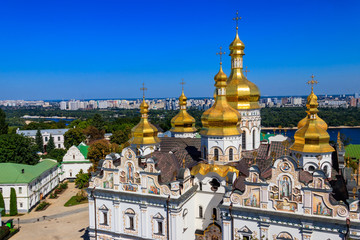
[245,66,250,77]
[180,79,185,91]
[233,10,241,30]
[216,46,225,64]
[140,82,147,98]
[307,75,318,92]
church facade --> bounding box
[87,13,360,240]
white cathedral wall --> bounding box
[201,136,242,162]
[61,163,92,180]
[292,151,333,177]
[239,109,261,151]
[172,132,196,138]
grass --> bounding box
[64,196,88,207]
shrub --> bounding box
[0,191,5,215]
[0,226,10,239]
[60,182,68,190]
[35,202,50,211]
[75,190,87,202]
[55,188,62,194]
[10,188,17,216]
[49,193,57,199]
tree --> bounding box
[0,109,8,135]
[46,134,55,153]
[75,169,90,189]
[110,125,132,145]
[35,129,43,152]
[92,113,105,130]
[64,128,86,149]
[84,126,105,143]
[10,188,17,216]
[0,191,5,215]
[47,149,67,162]
[88,139,119,168]
[0,134,39,165]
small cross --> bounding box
[233,10,242,30]
[140,82,147,98]
[180,79,185,91]
[307,74,318,92]
[244,66,250,77]
[216,46,226,64]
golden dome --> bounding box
[226,29,261,110]
[190,162,239,177]
[297,91,328,130]
[170,90,197,133]
[128,98,160,145]
[290,87,334,153]
[200,63,242,136]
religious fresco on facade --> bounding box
[244,188,260,207]
[275,199,297,212]
[148,177,160,195]
[103,173,113,189]
[195,223,222,240]
[312,194,332,216]
[279,175,292,199]
[123,182,138,192]
[314,178,323,189]
[127,162,134,182]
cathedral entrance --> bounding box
[195,223,222,240]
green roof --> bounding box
[0,159,58,184]
[260,132,275,141]
[345,144,360,160]
[77,143,89,159]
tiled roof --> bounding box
[0,159,58,184]
[17,128,69,137]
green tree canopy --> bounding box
[35,129,44,152]
[0,134,39,165]
[88,139,119,169]
[47,148,67,162]
[0,109,8,135]
[75,169,90,189]
[110,125,132,145]
[64,128,86,149]
[0,191,5,215]
[46,134,55,153]
[92,113,105,130]
[10,188,17,216]
[84,126,104,143]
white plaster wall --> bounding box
[61,163,92,179]
[201,136,242,161]
[239,109,261,150]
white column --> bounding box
[140,205,147,238]
[113,200,120,233]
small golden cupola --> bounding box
[170,80,197,138]
[200,47,242,163]
[226,11,260,110]
[290,76,334,154]
[128,84,160,154]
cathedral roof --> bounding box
[128,97,161,146]
[290,80,334,154]
[170,90,197,133]
[200,63,242,137]
[226,27,260,110]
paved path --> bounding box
[3,182,90,240]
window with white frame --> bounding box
[153,213,165,235]
[198,206,203,218]
[183,208,188,232]
[19,187,22,194]
[125,208,135,230]
[99,205,109,226]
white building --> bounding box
[17,128,69,149]
[60,143,92,181]
[0,159,59,213]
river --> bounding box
[262,128,360,144]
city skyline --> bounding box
[0,0,359,100]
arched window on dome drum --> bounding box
[323,165,328,177]
[253,130,256,149]
[242,133,246,150]
[203,147,207,159]
[229,148,233,161]
[214,149,219,161]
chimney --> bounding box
[22,169,25,174]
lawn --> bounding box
[64,196,88,207]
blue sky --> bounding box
[0,0,359,100]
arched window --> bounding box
[242,133,246,150]
[203,147,207,159]
[229,148,233,161]
[252,130,256,149]
[323,165,329,176]
[125,208,135,230]
[212,208,217,220]
[214,149,219,161]
[199,206,203,218]
[183,209,188,232]
[308,166,315,172]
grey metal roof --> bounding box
[17,128,69,137]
